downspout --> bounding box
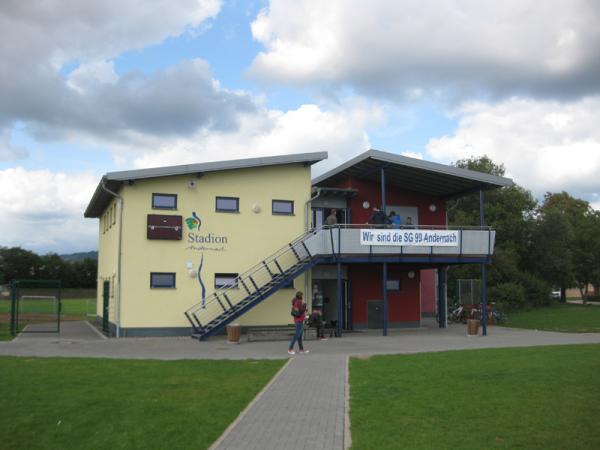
[101,180,123,338]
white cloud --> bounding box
[426,96,600,206]
[0,167,99,253]
[249,0,600,100]
[132,98,385,175]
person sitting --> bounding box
[308,308,326,340]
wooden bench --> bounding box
[247,324,317,342]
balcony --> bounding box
[302,225,495,264]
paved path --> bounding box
[2,321,600,360]
[213,354,347,450]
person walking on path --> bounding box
[289,291,309,355]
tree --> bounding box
[447,156,538,302]
[534,192,594,302]
[571,211,600,303]
[0,247,41,284]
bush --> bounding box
[489,282,526,311]
[518,272,552,306]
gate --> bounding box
[10,279,62,335]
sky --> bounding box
[1,0,599,254]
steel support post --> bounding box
[480,190,488,336]
[383,262,388,336]
[337,262,343,337]
[380,167,386,211]
[437,267,447,328]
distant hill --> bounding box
[59,251,98,262]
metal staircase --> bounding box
[184,227,327,340]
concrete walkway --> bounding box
[212,354,347,450]
[2,320,600,360]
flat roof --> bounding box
[312,149,513,198]
[85,152,327,218]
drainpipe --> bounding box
[101,180,123,338]
[305,188,323,232]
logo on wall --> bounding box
[185,212,202,231]
[185,211,230,252]
[197,253,207,308]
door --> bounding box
[368,300,384,329]
[102,281,110,334]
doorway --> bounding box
[312,208,349,228]
[312,278,351,330]
[102,280,110,334]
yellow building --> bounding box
[85,153,326,336]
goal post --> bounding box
[10,279,62,335]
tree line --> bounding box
[0,248,97,288]
[448,156,600,309]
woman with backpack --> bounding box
[288,291,309,355]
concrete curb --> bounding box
[344,355,352,450]
[208,357,293,450]
[85,321,108,340]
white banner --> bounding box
[360,229,459,247]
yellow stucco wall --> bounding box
[102,163,312,330]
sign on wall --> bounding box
[360,229,459,247]
[184,211,229,252]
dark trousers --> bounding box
[316,324,324,338]
[289,321,304,350]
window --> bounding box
[152,193,177,210]
[150,272,176,288]
[215,273,239,289]
[386,279,401,291]
[216,197,239,213]
[272,200,294,215]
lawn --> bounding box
[350,345,600,450]
[0,356,284,450]
[501,303,600,332]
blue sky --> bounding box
[1,0,599,253]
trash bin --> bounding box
[467,319,480,336]
[226,323,241,344]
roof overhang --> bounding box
[312,149,513,199]
[85,151,327,218]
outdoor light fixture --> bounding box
[362,201,370,209]
[252,204,261,213]
[408,270,416,279]
[429,203,437,212]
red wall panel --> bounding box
[349,264,420,326]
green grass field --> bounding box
[0,356,284,450]
[502,303,600,332]
[350,345,600,450]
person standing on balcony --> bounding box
[288,291,309,355]
[368,206,388,227]
[389,211,401,229]
[325,208,338,226]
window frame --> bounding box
[214,273,239,289]
[215,196,240,213]
[150,272,176,289]
[386,279,401,291]
[152,193,178,210]
[272,199,294,215]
